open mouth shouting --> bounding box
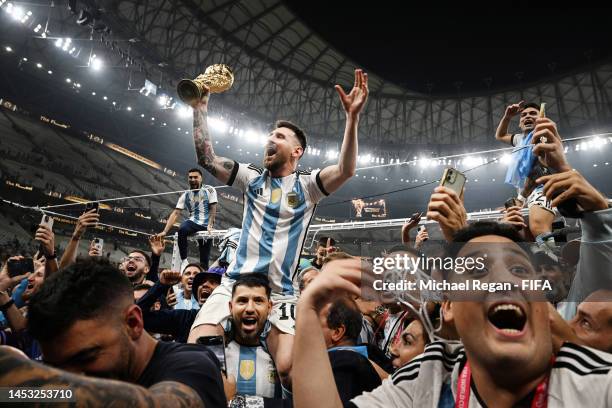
[241,316,259,333]
[487,302,527,338]
[265,143,277,158]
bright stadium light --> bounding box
[90,54,102,70]
[177,105,191,118]
[47,70,52,75]
[126,106,132,111]
[55,38,63,48]
[33,23,42,33]
[65,78,71,83]
[209,117,228,133]
[62,38,71,51]
[500,153,512,164]
[5,46,12,52]
[157,94,168,106]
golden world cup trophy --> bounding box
[176,64,234,106]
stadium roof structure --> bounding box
[2,0,612,152]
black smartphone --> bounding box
[85,202,99,213]
[7,258,34,278]
[196,336,226,373]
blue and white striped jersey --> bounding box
[226,162,328,295]
[175,185,218,226]
[225,341,281,399]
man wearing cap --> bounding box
[137,268,224,343]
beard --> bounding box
[189,181,201,189]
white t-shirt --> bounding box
[226,162,328,295]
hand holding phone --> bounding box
[7,258,34,279]
[197,335,227,374]
[439,168,466,198]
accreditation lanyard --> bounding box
[455,361,551,408]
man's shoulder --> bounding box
[550,343,612,404]
[243,163,264,175]
[554,342,612,375]
[153,341,219,369]
[390,341,464,386]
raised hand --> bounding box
[531,117,571,172]
[504,100,524,118]
[426,186,468,242]
[160,269,182,286]
[73,209,100,240]
[34,225,55,256]
[537,170,608,212]
[0,256,31,292]
[501,206,527,230]
[149,234,166,257]
[335,69,369,117]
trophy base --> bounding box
[177,79,201,105]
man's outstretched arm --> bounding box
[192,91,236,184]
[0,346,203,408]
[318,69,369,195]
[495,101,524,145]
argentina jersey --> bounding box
[175,185,218,226]
[226,162,328,295]
[225,341,281,398]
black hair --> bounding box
[521,102,540,112]
[183,262,204,273]
[231,273,271,299]
[318,236,336,247]
[27,259,133,343]
[128,249,151,267]
[449,221,524,257]
[133,283,153,291]
[188,168,203,176]
[275,120,307,154]
[326,297,363,345]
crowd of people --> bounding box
[1,68,611,407]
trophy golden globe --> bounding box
[176,64,234,106]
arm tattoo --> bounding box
[193,107,217,176]
[0,348,203,408]
[193,107,236,181]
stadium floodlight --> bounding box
[55,38,63,48]
[47,70,52,74]
[62,38,71,51]
[90,54,103,70]
[126,106,132,111]
[33,24,41,33]
[65,78,71,83]
[140,114,145,118]
[10,5,24,21]
[463,156,482,167]
[5,46,12,52]
[157,94,168,106]
[20,10,31,23]
[103,96,107,100]
[210,117,228,133]
[418,157,431,168]
[36,62,42,68]
[177,105,191,118]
